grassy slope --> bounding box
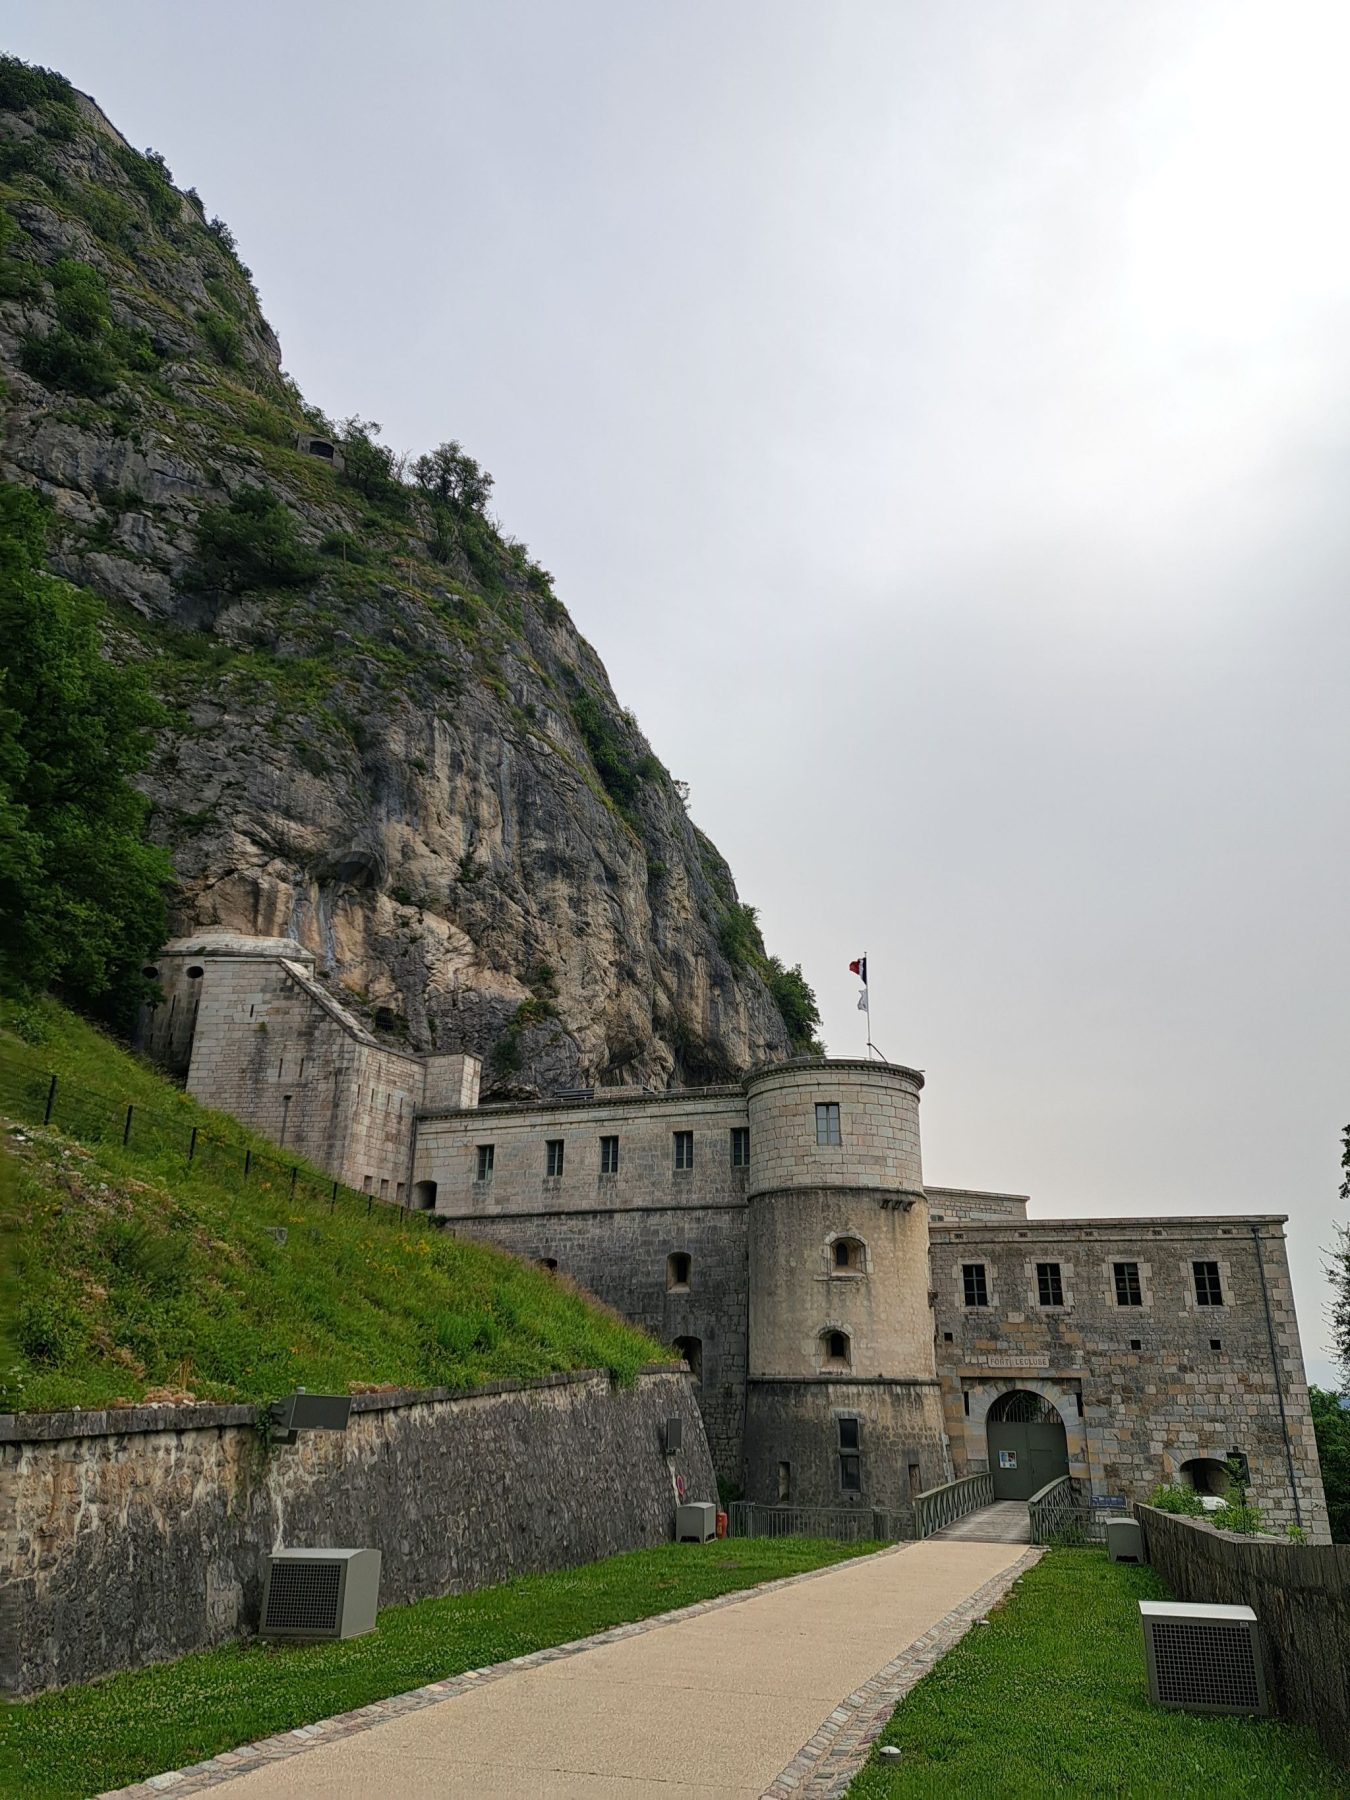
[0,998,663,1412]
[850,1549,1345,1799]
[2,1538,881,1799]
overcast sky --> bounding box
[11,2,1348,1383]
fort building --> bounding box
[138,932,1331,1540]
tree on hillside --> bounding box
[412,440,494,513]
[0,483,172,1026]
[1309,1386,1350,1543]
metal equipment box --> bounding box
[260,1547,382,1640]
[1139,1600,1267,1716]
[675,1502,717,1543]
[1105,1517,1144,1563]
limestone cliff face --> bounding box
[0,68,797,1092]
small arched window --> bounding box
[538,1256,558,1272]
[411,1179,437,1211]
[667,1251,691,1291]
[821,1328,852,1371]
[186,965,204,980]
[831,1236,866,1274]
[141,965,159,979]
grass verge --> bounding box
[3,1537,881,1798]
[849,1548,1345,1798]
[0,997,663,1411]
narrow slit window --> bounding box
[476,1144,494,1181]
[667,1251,691,1291]
[673,1130,694,1170]
[600,1134,619,1174]
[546,1138,564,1178]
[730,1126,750,1168]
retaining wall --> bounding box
[1137,1503,1350,1764]
[0,1365,714,1695]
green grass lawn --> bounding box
[0,998,664,1411]
[1,1537,880,1799]
[849,1549,1346,1799]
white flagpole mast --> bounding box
[861,950,872,1059]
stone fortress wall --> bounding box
[136,934,1331,1539]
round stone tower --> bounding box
[743,1059,951,1519]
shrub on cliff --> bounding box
[191,485,319,591]
[0,483,172,1026]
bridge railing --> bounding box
[726,1503,908,1543]
[912,1472,994,1539]
[1028,1476,1108,1544]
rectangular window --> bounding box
[674,1130,694,1170]
[730,1126,750,1168]
[815,1102,842,1146]
[1193,1260,1224,1306]
[1114,1261,1143,1307]
[839,1455,862,1494]
[600,1134,619,1174]
[362,1175,373,1195]
[777,1461,791,1502]
[837,1416,861,1452]
[379,1178,389,1200]
[1036,1261,1064,1307]
[476,1143,494,1181]
[962,1262,989,1307]
[546,1138,564,1178]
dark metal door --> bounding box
[987,1417,1069,1500]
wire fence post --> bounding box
[366,1192,372,1217]
[188,1125,198,1163]
[289,1165,297,1199]
[244,1148,251,1178]
[122,1104,133,1147]
[329,1181,337,1213]
[43,1073,56,1125]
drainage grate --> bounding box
[263,1558,342,1634]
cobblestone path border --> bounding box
[761,1546,1044,1797]
[100,1543,924,1798]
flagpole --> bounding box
[864,949,872,1060]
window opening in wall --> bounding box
[821,1328,851,1370]
[379,1179,389,1200]
[837,1417,862,1493]
[298,1058,305,1079]
[1075,1393,1083,1416]
[1181,1456,1231,1497]
[1036,1261,1064,1307]
[1130,1338,1142,1350]
[815,1102,842,1146]
[279,1094,292,1146]
[908,1463,922,1499]
[186,965,203,980]
[1113,1261,1143,1306]
[600,1134,619,1174]
[546,1139,565,1178]
[667,1251,691,1291]
[1193,1260,1224,1306]
[277,1058,284,1080]
[962,1263,989,1307]
[1210,1337,1222,1351]
[673,1130,694,1170]
[362,1175,373,1194]
[476,1144,494,1181]
[777,1461,791,1502]
[943,1330,954,1342]
[832,1237,865,1273]
[395,1182,404,1204]
[674,1335,702,1383]
[730,1126,750,1167]
[412,1180,437,1210]
[538,1257,558,1272]
[962,1390,970,1415]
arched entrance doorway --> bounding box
[986,1389,1069,1500]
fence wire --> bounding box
[0,1055,436,1235]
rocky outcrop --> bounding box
[0,64,799,1091]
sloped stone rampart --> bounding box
[1138,1503,1350,1764]
[0,1365,712,1695]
